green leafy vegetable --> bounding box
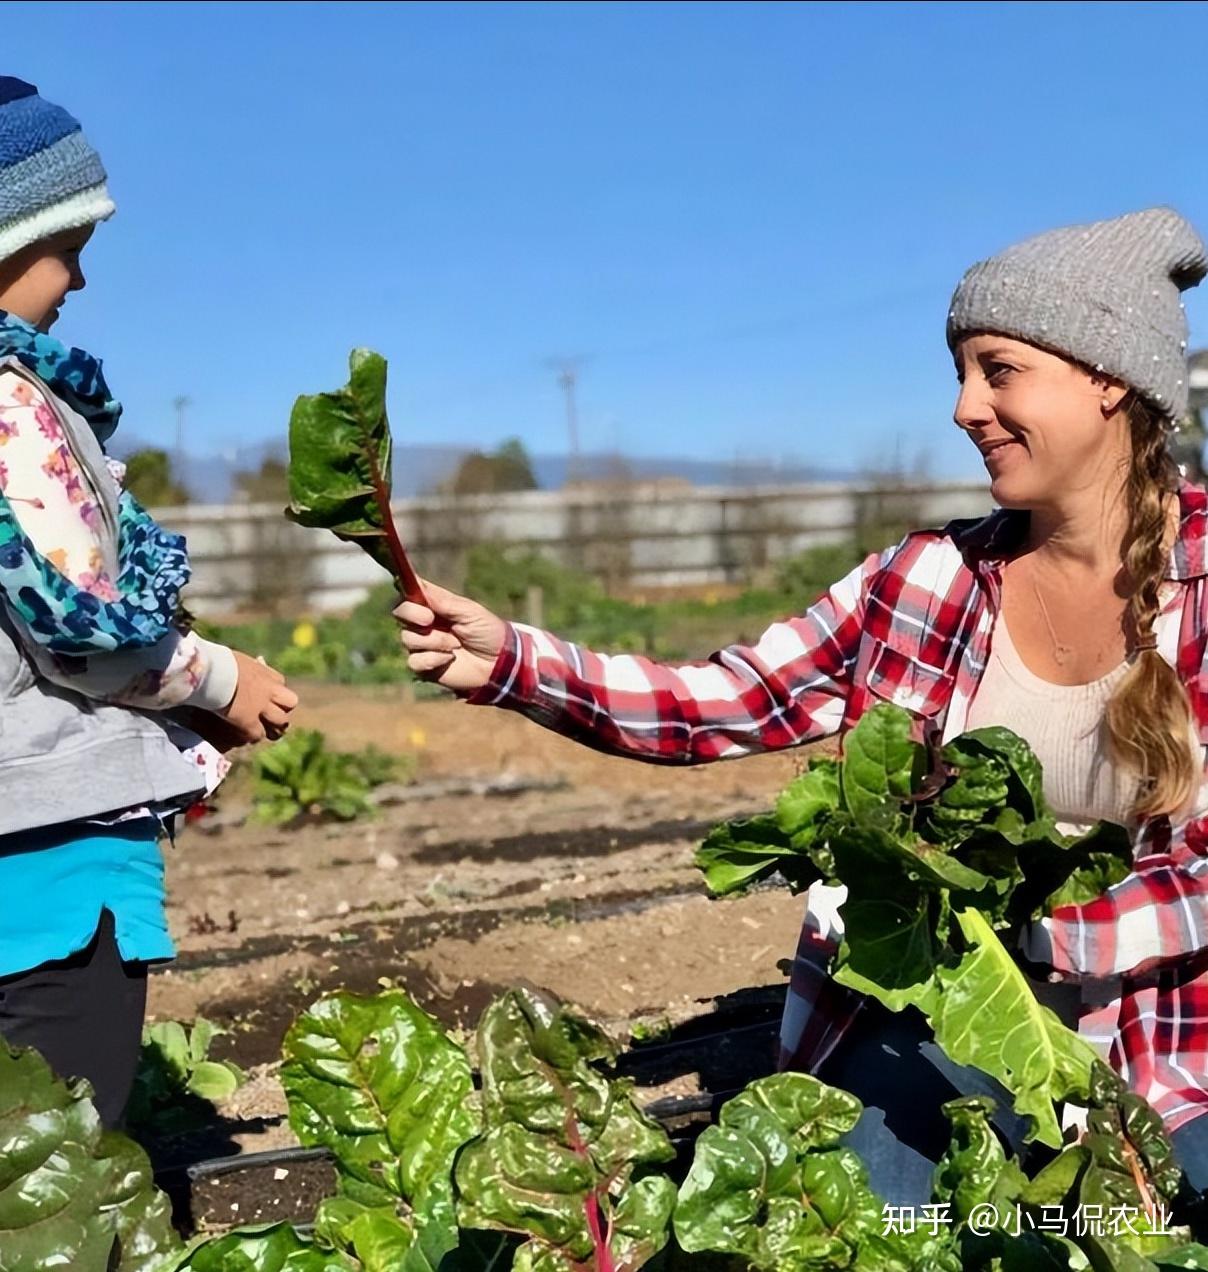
[839,704,919,820]
[128,1016,246,1137]
[98,1130,183,1271]
[282,989,479,1266]
[15,972,1208,1272]
[673,1073,873,1268]
[698,703,1135,1144]
[173,1221,357,1270]
[251,729,397,825]
[928,909,1100,1148]
[287,348,425,601]
[455,987,676,1272]
[673,1073,970,1271]
[694,813,812,895]
[0,1041,182,1271]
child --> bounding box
[0,76,297,1128]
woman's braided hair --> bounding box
[1104,395,1198,818]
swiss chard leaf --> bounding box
[281,988,479,1267]
[833,820,993,896]
[456,988,675,1271]
[674,1074,896,1270]
[0,1042,182,1271]
[174,1222,357,1270]
[694,813,818,896]
[1077,1062,1188,1256]
[926,738,1013,844]
[287,348,424,600]
[1152,1247,1208,1269]
[833,871,943,1002]
[775,758,843,844]
[931,909,1098,1148]
[959,727,1047,821]
[930,1096,1018,1224]
[839,704,920,821]
[98,1130,182,1272]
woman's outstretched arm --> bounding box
[396,551,887,764]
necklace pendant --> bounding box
[1054,643,1074,666]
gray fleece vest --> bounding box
[0,358,205,837]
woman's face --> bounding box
[952,333,1130,509]
[0,225,93,331]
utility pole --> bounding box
[172,395,190,468]
[544,357,587,485]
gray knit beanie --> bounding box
[947,207,1207,419]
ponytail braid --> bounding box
[1105,397,1198,819]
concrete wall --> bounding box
[160,479,994,616]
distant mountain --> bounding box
[110,436,853,504]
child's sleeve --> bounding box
[28,628,240,712]
[0,370,239,712]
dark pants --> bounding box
[818,991,1208,1205]
[0,910,147,1129]
[817,998,1035,1205]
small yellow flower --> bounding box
[292,621,317,649]
[408,727,427,749]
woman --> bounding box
[395,206,1208,1202]
[0,77,297,1128]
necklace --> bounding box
[1030,575,1074,667]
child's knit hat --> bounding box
[0,77,114,266]
[947,207,1207,419]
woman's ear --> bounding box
[1094,377,1130,418]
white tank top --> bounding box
[964,619,1136,833]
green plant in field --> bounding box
[126,1018,246,1138]
[773,542,864,606]
[250,729,408,825]
[0,1042,180,1270]
[629,1016,673,1045]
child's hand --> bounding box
[173,706,258,753]
[219,651,299,744]
[393,578,507,694]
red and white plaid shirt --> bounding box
[470,482,1208,1132]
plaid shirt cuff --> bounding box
[466,622,525,707]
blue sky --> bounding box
[10,1,1208,479]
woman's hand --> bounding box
[219,651,299,743]
[393,579,507,694]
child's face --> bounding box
[0,225,93,331]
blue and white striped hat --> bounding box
[0,77,114,265]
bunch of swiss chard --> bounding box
[696,702,1136,1148]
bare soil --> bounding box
[146,681,829,1229]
